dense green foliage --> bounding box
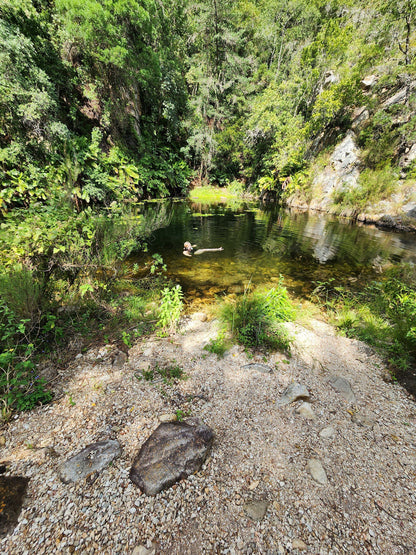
[2,1,416,413]
[2,1,416,199]
[220,281,294,351]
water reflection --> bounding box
[131,200,416,300]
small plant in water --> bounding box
[150,253,167,275]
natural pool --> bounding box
[130,199,416,307]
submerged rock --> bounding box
[277,383,310,406]
[130,420,214,496]
[58,440,121,484]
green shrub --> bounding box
[203,331,230,357]
[157,285,184,333]
[221,280,294,351]
[332,165,398,210]
[0,306,52,419]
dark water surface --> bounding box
[131,200,416,306]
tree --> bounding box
[381,0,416,66]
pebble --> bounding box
[159,413,178,423]
[295,402,316,419]
[276,383,310,406]
[328,376,356,403]
[351,412,375,428]
[243,501,270,521]
[292,539,308,550]
[241,363,273,374]
[319,426,336,438]
[307,459,328,485]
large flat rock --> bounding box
[58,440,121,484]
[130,420,214,496]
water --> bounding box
[131,200,416,307]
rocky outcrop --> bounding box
[285,128,416,232]
[361,75,378,90]
[129,419,214,496]
[308,131,360,213]
[351,107,369,130]
[382,81,416,108]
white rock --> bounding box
[295,402,316,419]
[307,458,328,485]
[320,426,336,439]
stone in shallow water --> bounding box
[130,420,214,496]
[307,458,328,485]
[241,363,273,374]
[276,383,310,406]
[58,440,121,484]
[0,476,30,538]
[328,376,356,403]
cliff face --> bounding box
[284,77,416,232]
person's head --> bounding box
[184,241,193,253]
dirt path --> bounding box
[1,314,415,554]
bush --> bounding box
[332,165,398,210]
[157,284,184,334]
[221,280,294,351]
[203,331,230,358]
[0,305,52,419]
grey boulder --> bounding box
[58,440,121,484]
[277,383,310,406]
[130,420,214,496]
[328,376,356,403]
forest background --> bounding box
[1,0,416,415]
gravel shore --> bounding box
[1,314,415,554]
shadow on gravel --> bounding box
[0,475,30,539]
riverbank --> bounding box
[1,313,415,553]
[281,131,416,233]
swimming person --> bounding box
[183,241,224,257]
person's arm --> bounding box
[183,251,192,257]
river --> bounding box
[130,199,416,307]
